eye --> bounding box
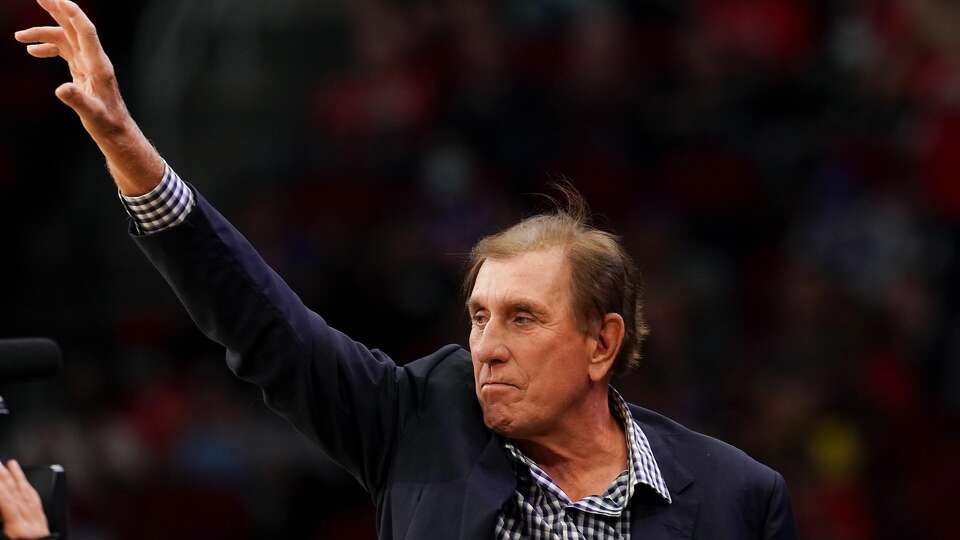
[471,312,489,326]
[513,315,534,325]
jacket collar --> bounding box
[627,404,694,496]
[459,432,515,540]
[627,404,700,538]
[458,405,700,539]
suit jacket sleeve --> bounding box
[763,472,799,540]
[131,187,403,495]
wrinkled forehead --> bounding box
[468,248,572,311]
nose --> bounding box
[471,320,510,367]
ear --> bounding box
[587,313,625,382]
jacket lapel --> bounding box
[629,406,700,538]
[459,433,516,540]
[457,407,700,539]
[630,494,700,539]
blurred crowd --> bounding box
[3,0,960,538]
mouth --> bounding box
[481,382,519,389]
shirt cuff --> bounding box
[118,163,195,235]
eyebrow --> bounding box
[466,297,550,316]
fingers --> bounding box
[19,2,80,71]
[35,0,79,53]
[20,0,115,89]
[14,26,69,46]
[15,25,75,61]
[0,466,19,524]
[27,43,61,58]
[49,1,115,84]
[0,460,40,506]
[55,82,105,119]
[0,460,49,538]
[0,461,17,503]
[55,82,86,109]
[6,461,31,493]
[61,0,105,57]
[21,0,127,142]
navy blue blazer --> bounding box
[132,190,798,539]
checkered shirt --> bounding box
[118,167,673,539]
[495,388,671,540]
[118,163,194,235]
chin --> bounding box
[483,414,514,435]
[481,404,518,436]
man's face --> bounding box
[467,247,593,438]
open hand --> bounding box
[15,0,166,196]
[15,0,130,143]
[0,460,49,540]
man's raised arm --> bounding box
[14,0,414,496]
[14,0,163,196]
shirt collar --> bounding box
[609,387,672,504]
[502,386,672,506]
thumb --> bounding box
[55,82,97,116]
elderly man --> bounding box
[14,1,797,538]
